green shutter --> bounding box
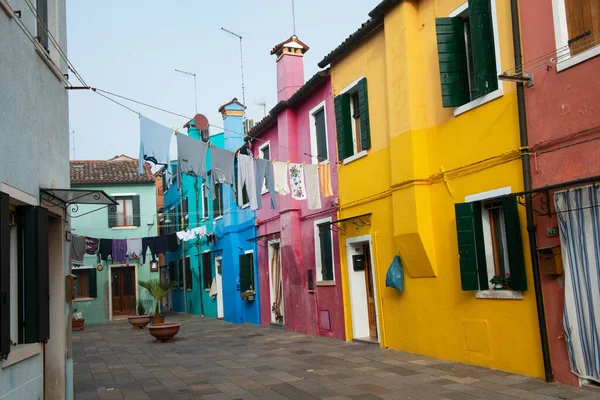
[23,206,49,343]
[435,17,470,107]
[469,0,498,97]
[132,195,141,226]
[239,253,254,292]
[502,197,527,291]
[357,78,371,151]
[0,193,10,359]
[108,203,117,228]
[319,225,334,281]
[455,202,487,290]
[334,94,353,161]
[178,259,183,288]
[89,269,97,298]
[202,253,212,289]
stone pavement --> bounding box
[73,313,600,400]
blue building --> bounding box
[162,99,259,324]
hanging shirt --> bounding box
[273,161,290,196]
[318,163,334,197]
[112,239,128,263]
[126,238,143,259]
[192,226,207,237]
[211,147,236,186]
[255,158,276,210]
[85,237,99,255]
[141,236,168,264]
[304,164,322,210]
[70,235,86,264]
[98,239,112,263]
[177,133,208,185]
[289,163,307,200]
[237,154,259,210]
[139,116,173,184]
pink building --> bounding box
[247,36,344,339]
[520,0,600,387]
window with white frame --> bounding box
[314,218,335,282]
[310,102,329,163]
[259,142,270,193]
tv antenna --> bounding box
[254,100,267,117]
[221,27,246,112]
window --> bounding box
[36,0,49,52]
[315,219,335,282]
[435,0,499,108]
[178,259,184,289]
[182,197,189,225]
[260,143,270,161]
[334,78,371,162]
[168,261,176,283]
[454,196,527,291]
[202,252,212,290]
[202,185,209,219]
[239,253,254,292]
[72,268,97,299]
[259,142,270,193]
[184,257,192,291]
[108,195,140,228]
[310,103,329,163]
[213,182,223,218]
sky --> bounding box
[67,0,381,161]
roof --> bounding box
[70,157,155,185]
[246,69,330,139]
[270,35,310,56]
[368,0,401,18]
[218,98,245,113]
[318,17,384,68]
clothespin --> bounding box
[272,158,276,164]
[302,161,305,166]
[138,112,142,117]
[286,160,290,164]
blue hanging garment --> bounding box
[386,255,404,293]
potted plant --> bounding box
[127,300,151,330]
[72,309,85,331]
[503,273,512,290]
[138,279,177,325]
[490,274,511,290]
[241,290,255,301]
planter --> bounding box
[148,322,181,343]
[246,296,255,301]
[128,315,150,330]
[150,315,165,325]
[72,319,85,331]
[493,284,504,290]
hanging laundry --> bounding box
[112,239,128,263]
[192,226,207,237]
[304,164,322,210]
[273,161,290,196]
[167,233,179,252]
[255,158,276,209]
[98,239,112,263]
[318,163,334,197]
[237,154,258,210]
[70,235,86,264]
[176,230,196,242]
[139,116,173,183]
[141,236,168,264]
[177,132,208,184]
[211,146,236,186]
[85,237,99,255]
[289,163,307,200]
[209,278,218,298]
[126,238,142,258]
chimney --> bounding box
[271,35,309,102]
[218,98,245,151]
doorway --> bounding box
[112,266,136,316]
[215,256,224,319]
[269,240,283,324]
[346,236,379,341]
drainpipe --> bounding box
[194,179,205,316]
[179,160,188,313]
[510,0,553,382]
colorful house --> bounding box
[318,0,545,377]
[247,36,344,339]
[520,0,600,386]
[69,156,160,324]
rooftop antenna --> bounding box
[174,69,198,114]
[254,100,267,117]
[292,0,296,35]
[221,27,246,115]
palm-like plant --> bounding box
[138,279,178,316]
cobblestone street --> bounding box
[73,313,600,400]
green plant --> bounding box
[137,301,146,316]
[490,273,511,287]
[138,279,178,316]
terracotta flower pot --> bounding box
[150,315,165,325]
[72,319,85,331]
[128,315,150,330]
[148,322,181,343]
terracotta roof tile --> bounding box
[70,157,155,185]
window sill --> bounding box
[214,216,223,221]
[475,290,523,300]
[1,343,42,369]
[186,289,193,292]
[342,150,368,165]
[242,204,250,209]
[557,45,600,72]
[316,280,335,287]
[34,42,64,83]
[0,0,13,18]
[204,288,211,292]
[111,226,138,230]
[73,297,94,302]
[453,89,503,117]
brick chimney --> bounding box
[218,98,245,151]
[270,35,309,102]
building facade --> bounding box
[69,157,160,324]
[248,36,344,339]
[520,0,600,386]
[319,0,545,377]
[0,0,73,398]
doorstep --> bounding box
[353,337,380,346]
[270,322,284,330]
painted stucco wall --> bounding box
[520,0,600,386]
[70,183,159,324]
[329,0,545,378]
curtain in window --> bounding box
[555,185,600,383]
[125,199,133,226]
[270,245,282,323]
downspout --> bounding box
[510,0,553,382]
[179,160,188,314]
[195,178,205,316]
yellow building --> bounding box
[318,0,545,377]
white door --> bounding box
[215,257,224,319]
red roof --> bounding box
[70,156,155,185]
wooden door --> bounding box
[112,267,136,316]
[363,244,378,339]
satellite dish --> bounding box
[193,114,209,131]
